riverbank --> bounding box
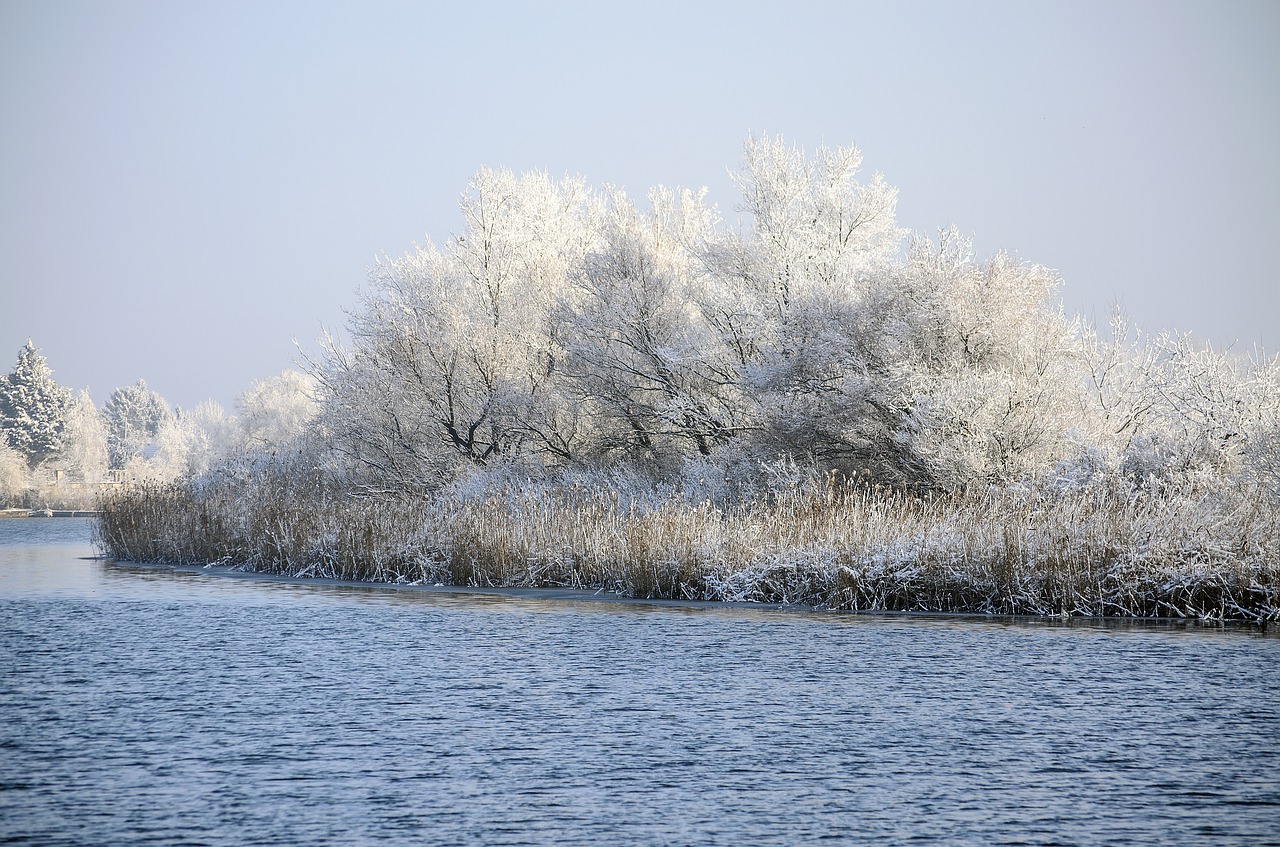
[96,477,1280,624]
[102,557,1275,635]
[1,508,99,518]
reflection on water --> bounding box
[2,518,1278,846]
[0,516,97,547]
[0,517,99,597]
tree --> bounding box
[0,443,32,504]
[554,186,745,462]
[103,380,172,469]
[128,400,237,482]
[307,136,1218,496]
[59,389,109,481]
[0,340,72,469]
[318,167,604,490]
[722,150,1085,488]
[730,134,902,309]
[871,231,1086,487]
[238,371,318,451]
[706,136,924,479]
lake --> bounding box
[2,518,1278,846]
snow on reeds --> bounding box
[95,474,1280,623]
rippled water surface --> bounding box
[2,518,1278,846]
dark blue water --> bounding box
[2,518,1278,846]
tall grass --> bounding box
[96,473,1280,623]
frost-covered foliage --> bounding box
[117,371,317,483]
[555,186,743,465]
[0,443,32,504]
[96,136,1280,621]
[0,340,72,469]
[59,390,108,481]
[1068,312,1280,504]
[103,379,172,469]
[237,370,318,452]
[0,341,322,498]
[133,400,235,482]
[315,168,603,492]
[308,136,1144,494]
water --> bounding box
[2,519,1278,846]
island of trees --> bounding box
[16,137,1279,621]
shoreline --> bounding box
[94,482,1280,625]
[102,557,1274,635]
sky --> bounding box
[1,0,1277,412]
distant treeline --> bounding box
[0,340,315,509]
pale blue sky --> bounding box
[2,0,1276,411]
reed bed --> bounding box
[95,475,1280,623]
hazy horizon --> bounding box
[3,0,1277,412]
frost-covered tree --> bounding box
[0,340,72,469]
[103,380,172,469]
[731,223,1085,487]
[873,232,1085,487]
[309,137,1103,492]
[59,389,108,481]
[238,370,318,451]
[555,187,745,462]
[297,136,1279,499]
[729,134,902,309]
[1119,334,1277,488]
[319,168,604,490]
[136,400,238,481]
[1054,306,1280,501]
[702,137,915,477]
[0,443,32,504]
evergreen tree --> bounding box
[0,340,72,470]
[103,379,172,468]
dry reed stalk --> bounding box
[95,475,1280,622]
